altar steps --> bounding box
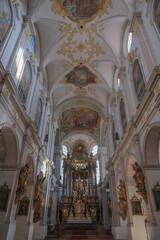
[43,224,124,240]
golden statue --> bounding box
[76,178,84,192]
[132,162,148,204]
[90,205,97,218]
[62,205,69,219]
[17,164,30,190]
[117,180,127,201]
[15,164,30,203]
[132,162,145,191]
[33,198,45,223]
[34,176,45,200]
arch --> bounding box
[126,154,137,182]
[18,60,32,104]
[0,126,18,165]
[144,126,160,164]
[34,98,43,131]
[132,58,146,103]
[0,0,12,43]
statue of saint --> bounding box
[117,180,127,201]
[132,162,145,191]
[34,176,45,200]
[17,164,30,190]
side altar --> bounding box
[56,142,101,225]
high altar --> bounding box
[56,142,101,224]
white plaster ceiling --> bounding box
[28,0,133,144]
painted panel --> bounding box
[133,59,146,103]
[18,61,32,104]
[154,0,160,30]
[0,0,11,42]
[120,98,127,134]
[65,66,97,87]
[60,107,100,131]
[59,0,102,21]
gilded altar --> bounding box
[57,142,101,224]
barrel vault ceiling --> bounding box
[28,0,135,147]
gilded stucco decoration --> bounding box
[57,26,105,68]
[51,0,112,23]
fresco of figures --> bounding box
[65,66,97,87]
[59,0,103,21]
[133,59,146,103]
[120,98,127,134]
[18,61,32,104]
[0,0,11,42]
[154,0,160,29]
[60,107,100,131]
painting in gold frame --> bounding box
[17,196,29,216]
[0,182,10,212]
[130,195,142,215]
[152,182,160,211]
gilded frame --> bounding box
[130,195,142,216]
[152,182,160,211]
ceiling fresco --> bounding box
[51,0,113,23]
[60,107,100,131]
[64,66,97,87]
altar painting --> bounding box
[120,98,127,134]
[18,61,32,104]
[0,0,11,42]
[60,107,100,131]
[154,0,160,29]
[65,66,97,87]
[133,59,145,103]
[59,0,103,21]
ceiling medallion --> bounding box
[64,65,98,87]
[51,0,112,23]
[75,87,87,96]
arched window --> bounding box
[34,98,43,131]
[44,122,49,150]
[0,0,12,42]
[92,145,98,156]
[0,131,6,162]
[62,145,68,156]
[18,61,32,104]
[127,32,133,53]
[96,160,100,184]
[112,122,116,151]
[154,0,160,30]
[133,59,146,103]
[120,98,127,134]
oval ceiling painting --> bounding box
[65,66,97,87]
[60,107,100,131]
[54,0,112,22]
